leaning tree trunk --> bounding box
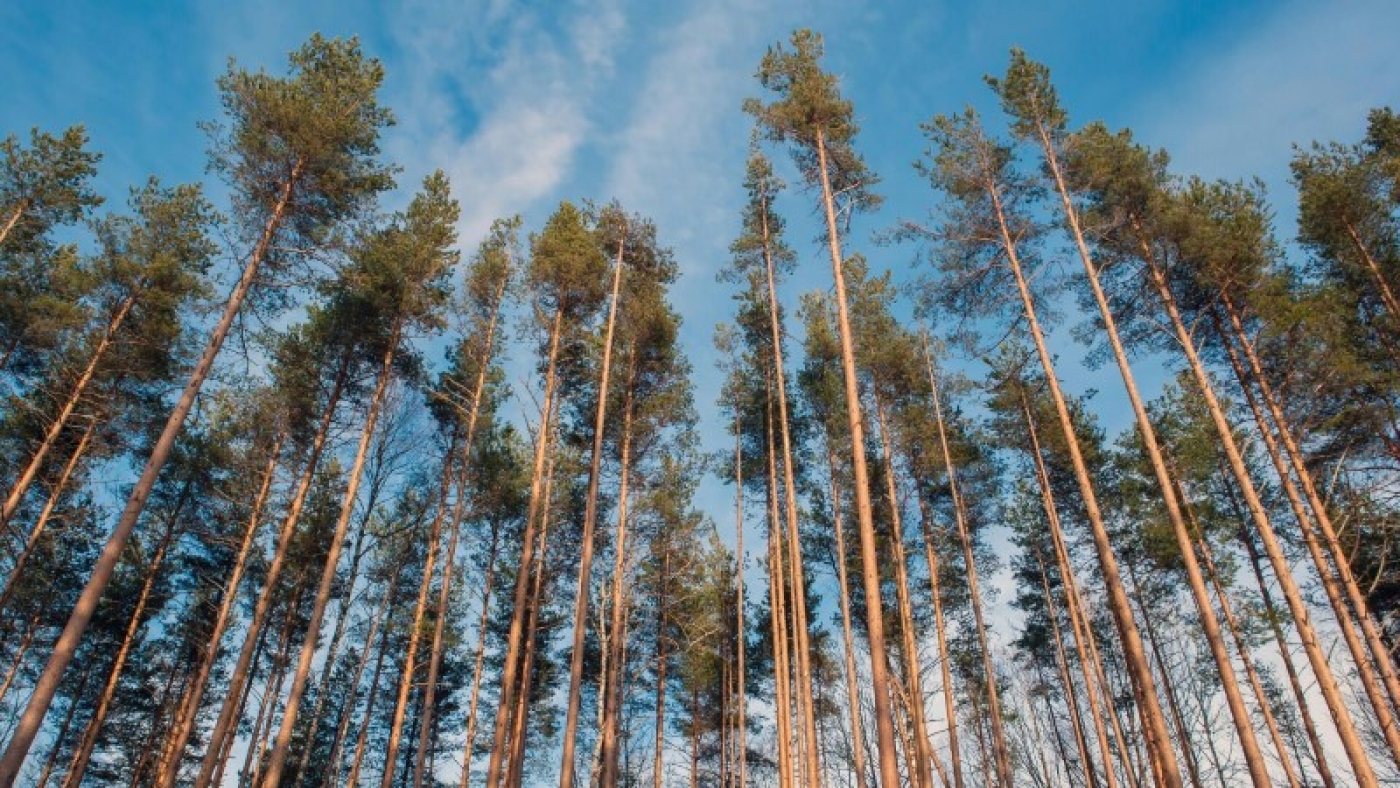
[982,155,1182,788]
[559,225,627,788]
[0,160,304,785]
[825,447,870,788]
[483,306,564,788]
[1137,229,1381,784]
[323,572,397,788]
[916,493,963,788]
[260,321,405,788]
[814,126,902,788]
[457,520,503,788]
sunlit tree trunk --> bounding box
[457,520,502,788]
[761,381,795,788]
[1033,546,1097,788]
[825,448,870,788]
[323,573,396,788]
[601,371,638,788]
[506,446,558,788]
[916,494,962,788]
[735,425,750,788]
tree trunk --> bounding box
[0,200,27,249]
[734,425,749,788]
[983,151,1181,788]
[193,347,352,788]
[245,592,303,788]
[0,614,38,706]
[921,351,1012,785]
[261,320,405,788]
[1219,297,1400,730]
[1033,547,1097,788]
[653,551,670,788]
[1239,528,1337,788]
[0,160,303,785]
[1,294,135,527]
[872,398,938,788]
[323,573,397,788]
[1137,229,1380,784]
[600,369,638,788]
[62,518,178,788]
[153,434,285,788]
[916,494,963,788]
[35,668,91,788]
[814,126,901,788]
[825,448,870,788]
[0,417,96,617]
[1126,565,1204,788]
[346,592,396,788]
[380,433,460,788]
[457,520,502,788]
[484,306,564,788]
[1019,393,1119,788]
[761,380,795,788]
[506,446,558,788]
[560,225,627,788]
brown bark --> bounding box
[980,141,1181,788]
[915,494,962,788]
[483,306,564,788]
[261,320,405,788]
[1,294,134,528]
[921,353,1012,785]
[0,160,303,785]
[324,573,397,788]
[1344,220,1400,320]
[872,398,937,788]
[193,347,352,788]
[347,592,396,788]
[0,201,26,249]
[734,425,749,788]
[35,668,91,788]
[1033,547,1098,788]
[560,224,627,788]
[653,551,670,788]
[762,382,795,788]
[1137,231,1378,784]
[825,448,870,788]
[600,370,638,788]
[457,521,503,788]
[0,614,38,706]
[814,125,901,788]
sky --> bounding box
[4,0,1400,781]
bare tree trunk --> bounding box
[324,574,397,788]
[262,321,405,788]
[653,551,670,788]
[1219,298,1400,731]
[600,372,638,788]
[245,593,303,788]
[0,614,38,706]
[457,521,502,788]
[761,381,795,788]
[983,153,1181,788]
[0,201,27,249]
[506,447,558,788]
[1033,547,1097,788]
[35,668,91,788]
[921,352,1012,785]
[484,307,564,788]
[560,225,627,788]
[825,448,869,788]
[1239,528,1337,788]
[0,162,304,784]
[872,398,937,788]
[735,426,749,788]
[215,610,272,788]
[62,518,178,788]
[1126,565,1204,788]
[1137,232,1380,784]
[814,127,901,788]
[346,594,396,788]
[1,294,135,527]
[1019,394,1119,788]
[0,417,96,616]
[194,351,352,788]
[916,494,963,788]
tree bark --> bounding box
[825,448,870,788]
[916,494,963,788]
[323,573,397,788]
[734,425,749,788]
[600,368,638,788]
[457,520,502,788]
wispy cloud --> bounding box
[388,0,626,242]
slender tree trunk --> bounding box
[323,573,396,788]
[216,608,272,788]
[1033,547,1097,788]
[194,348,352,788]
[35,668,91,788]
[0,614,38,706]
[1239,528,1337,788]
[560,225,627,788]
[416,281,506,788]
[921,351,1012,785]
[600,373,637,788]
[1219,298,1400,729]
[762,382,795,788]
[380,433,459,788]
[0,161,304,785]
[458,521,502,788]
[0,201,27,249]
[346,592,396,788]
[872,398,937,788]
[1137,230,1380,784]
[1,294,136,527]
[506,447,558,788]
[261,320,405,788]
[825,448,870,788]
[245,593,302,788]
[62,518,178,788]
[916,495,963,788]
[154,434,285,788]
[735,426,749,788]
[1126,566,1204,788]
[1184,487,1302,788]
[484,307,564,788]
[982,153,1181,788]
[1019,394,1119,788]
[813,127,900,788]
[1027,126,1271,786]
[1343,220,1400,319]
[653,551,670,788]
[0,417,96,617]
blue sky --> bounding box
[4,0,1398,591]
